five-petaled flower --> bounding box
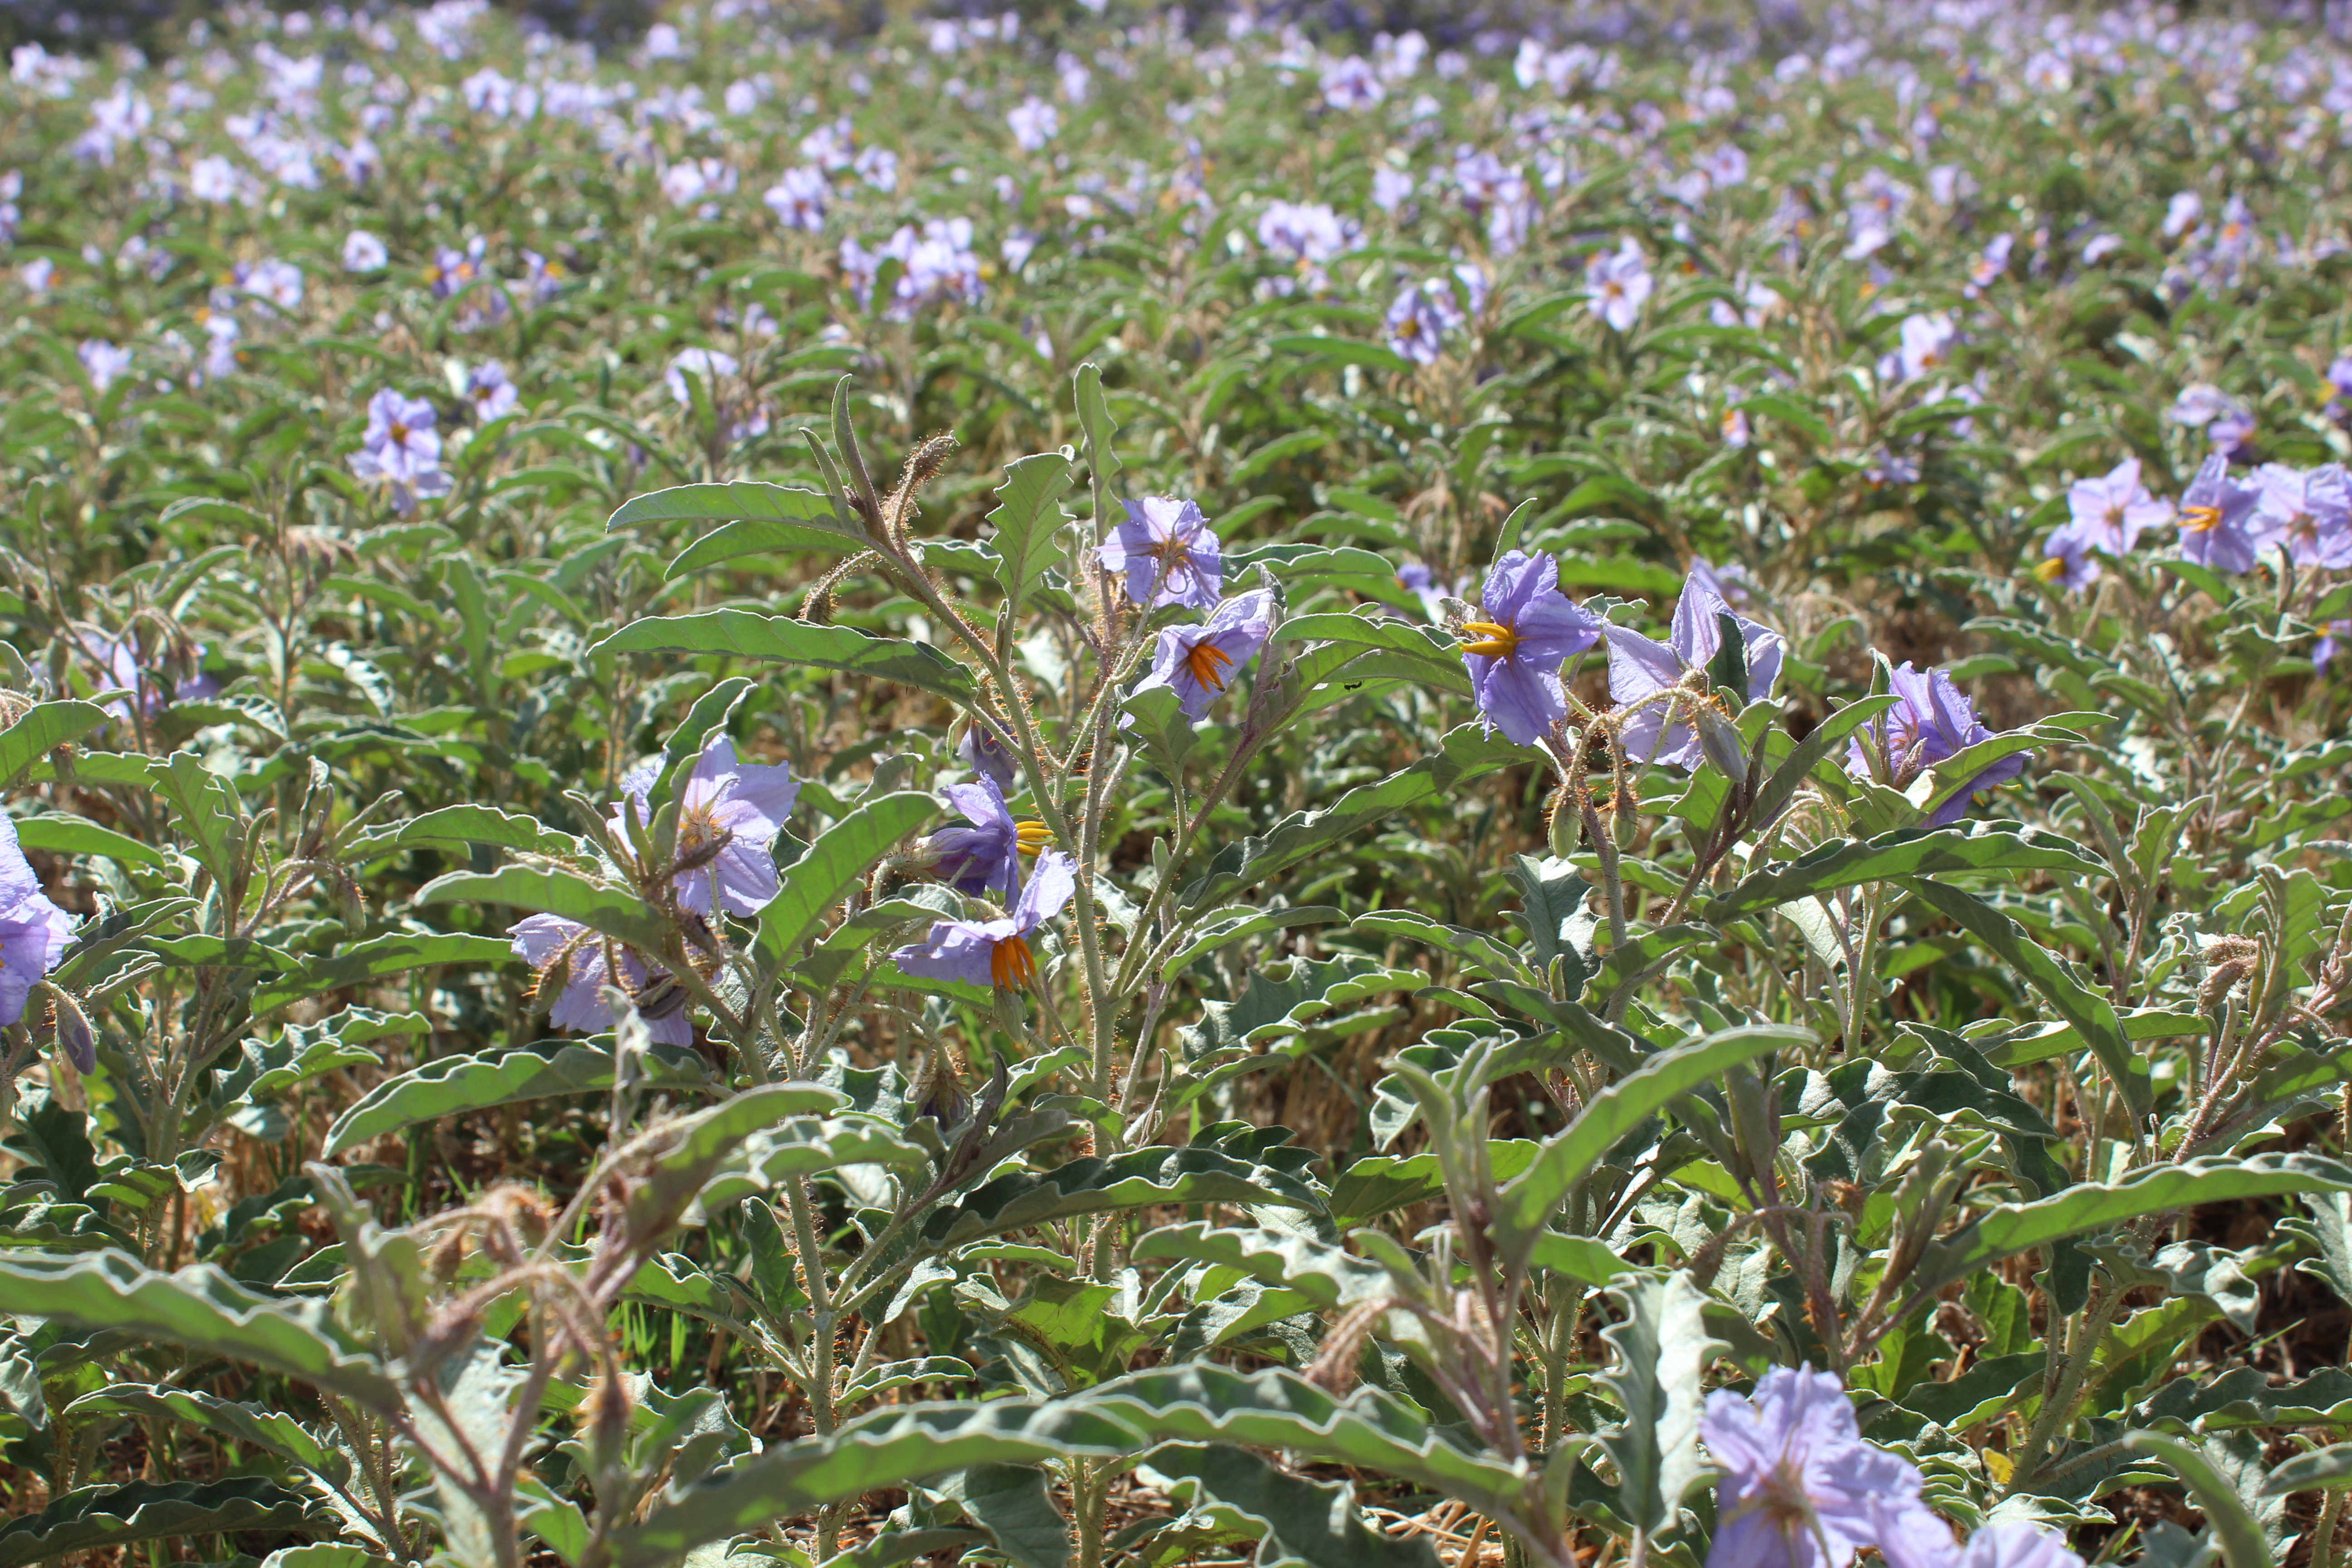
[1606,564,1784,767]
[1847,662,2028,824]
[1099,497,1223,611]
[609,737,799,916]
[349,388,452,515]
[892,848,1077,991]
[2177,454,2262,574]
[508,914,691,1046]
[2250,462,2352,568]
[1458,550,1600,745]
[1700,1366,1928,1568]
[1134,588,1276,720]
[929,774,1051,900]
[2065,458,2171,555]
[0,815,75,1030]
[1585,236,1653,332]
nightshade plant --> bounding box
[0,5,2351,1568]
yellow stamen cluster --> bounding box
[1186,639,1235,691]
[1015,821,1052,856]
[1458,619,1519,658]
[990,933,1038,990]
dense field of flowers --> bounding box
[2,2,2351,1567]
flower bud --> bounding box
[1694,698,1751,783]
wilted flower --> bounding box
[1099,497,1223,611]
[349,389,451,515]
[1607,564,1785,768]
[892,848,1076,991]
[2177,455,2262,573]
[1847,662,2028,823]
[2065,458,2171,554]
[1135,588,1277,720]
[78,340,131,393]
[343,229,388,272]
[958,720,1020,793]
[2250,463,2352,568]
[1007,95,1059,151]
[1585,237,1653,332]
[928,775,1049,900]
[609,736,799,916]
[0,815,75,1029]
[466,361,516,420]
[509,914,691,1047]
[763,166,827,232]
[1701,1367,1926,1568]
[1457,550,1602,745]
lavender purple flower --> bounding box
[466,361,516,421]
[1459,551,1601,745]
[608,737,799,917]
[0,815,75,1029]
[1133,588,1277,721]
[2177,455,2262,574]
[892,848,1076,991]
[2249,462,2352,568]
[1701,1367,1926,1568]
[1606,565,1785,768]
[958,720,1021,793]
[1585,238,1653,332]
[349,389,452,515]
[509,914,691,1047]
[2064,458,2171,554]
[928,775,1049,900]
[1098,498,1223,611]
[1847,662,2028,824]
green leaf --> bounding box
[1276,612,1474,696]
[754,792,936,974]
[358,804,589,860]
[1902,877,2151,1114]
[943,1463,1068,1568]
[0,1479,325,1568]
[1146,1442,1443,1568]
[609,1401,1138,1568]
[415,865,671,954]
[2262,1444,2352,1495]
[924,1142,1323,1248]
[250,932,514,1014]
[1162,906,1347,981]
[64,1384,339,1471]
[1075,363,1122,491]
[10,813,165,869]
[1597,1273,1722,1536]
[1132,1222,1389,1311]
[987,450,1076,619]
[593,611,977,704]
[1708,825,2107,922]
[150,750,247,896]
[606,482,869,574]
[1911,1154,2352,1298]
[0,701,111,784]
[1494,1024,1811,1266]
[0,1250,401,1408]
[1181,726,1530,912]
[321,1039,724,1157]
[2122,1432,2274,1568]
[1267,333,1417,375]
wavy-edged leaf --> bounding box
[754,792,936,974]
[607,481,868,573]
[0,1250,400,1407]
[1743,693,1899,831]
[0,701,112,784]
[1133,1222,1388,1311]
[924,1143,1323,1248]
[609,1400,1137,1568]
[593,611,977,704]
[1912,1154,2352,1298]
[321,1038,721,1157]
[10,813,166,869]
[1494,1024,1811,1267]
[414,865,671,953]
[64,1384,338,1470]
[250,932,514,1014]
[987,450,1076,619]
[1277,612,1473,696]
[1708,825,2107,922]
[2263,1443,2352,1495]
[1597,1272,1721,1536]
[0,1478,325,1568]
[357,804,590,860]
[1146,1441,1443,1568]
[1162,905,1347,982]
[1902,877,2150,1114]
[2122,1432,2274,1568]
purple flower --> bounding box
[928,775,1049,900]
[1098,498,1223,612]
[343,230,388,272]
[1956,1524,2083,1568]
[1007,95,1059,151]
[2177,455,2262,573]
[1460,551,1602,745]
[1586,238,1652,332]
[1397,561,1469,623]
[349,389,451,515]
[2327,352,2352,426]
[2065,458,2171,554]
[1385,279,1455,365]
[2249,463,2352,568]
[509,914,691,1047]
[764,166,828,232]
[1134,589,1277,721]
[78,340,131,394]
[958,720,1021,793]
[1847,662,2027,824]
[2319,621,2351,673]
[466,361,516,420]
[1606,565,1785,768]
[2171,384,2255,459]
[1870,1499,1959,1568]
[83,633,217,719]
[609,737,799,916]
[1701,1367,1924,1568]
[891,848,1077,991]
[425,237,486,299]
[1895,313,1958,382]
[0,815,75,1029]
[2033,528,2100,591]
